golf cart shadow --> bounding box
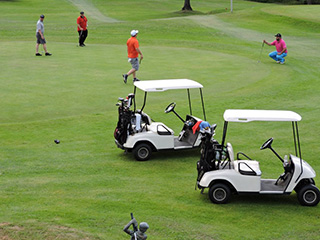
[232,194,299,206]
[122,148,200,162]
[199,190,298,206]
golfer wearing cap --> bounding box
[263,33,287,64]
[123,30,143,83]
[35,14,52,56]
[77,11,88,47]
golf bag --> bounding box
[196,124,222,183]
[114,94,135,146]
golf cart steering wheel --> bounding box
[260,137,274,150]
[165,102,176,113]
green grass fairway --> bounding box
[1,0,320,239]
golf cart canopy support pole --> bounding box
[141,92,147,112]
[187,89,192,116]
[292,121,298,157]
[293,121,303,183]
[221,121,229,147]
[200,88,206,121]
[133,86,147,112]
[133,86,137,111]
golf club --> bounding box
[258,41,264,63]
[131,213,138,232]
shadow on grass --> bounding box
[232,194,299,206]
[198,189,300,206]
[118,148,200,163]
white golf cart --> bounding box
[114,79,208,161]
[197,109,320,206]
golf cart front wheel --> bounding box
[297,184,320,206]
[133,143,152,161]
[209,183,231,204]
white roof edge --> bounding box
[223,109,302,122]
[134,79,203,92]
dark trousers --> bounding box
[78,29,88,45]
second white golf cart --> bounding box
[197,109,320,206]
[114,79,208,161]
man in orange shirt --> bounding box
[77,11,88,47]
[123,30,143,83]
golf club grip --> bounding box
[130,213,138,232]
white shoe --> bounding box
[276,61,280,64]
[280,61,285,64]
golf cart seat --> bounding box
[136,110,152,125]
[234,160,261,176]
[132,111,152,133]
[149,122,174,136]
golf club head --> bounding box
[127,93,134,108]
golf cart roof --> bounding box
[134,79,203,92]
[223,109,302,122]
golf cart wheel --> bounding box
[208,183,231,204]
[297,184,320,206]
[133,143,152,161]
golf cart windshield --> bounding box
[133,79,206,120]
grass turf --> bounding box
[0,0,320,239]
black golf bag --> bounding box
[114,94,135,146]
[196,124,222,183]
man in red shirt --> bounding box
[77,11,88,47]
[123,30,143,83]
[264,33,287,64]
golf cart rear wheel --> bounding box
[209,183,231,204]
[297,184,320,206]
[133,143,152,161]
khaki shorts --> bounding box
[128,57,139,71]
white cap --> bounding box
[130,30,139,36]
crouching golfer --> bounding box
[123,30,143,84]
[123,215,149,240]
[263,33,287,64]
[35,15,52,56]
